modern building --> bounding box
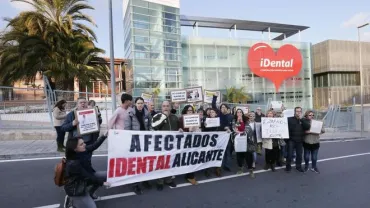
[123,0,313,109]
[312,40,370,108]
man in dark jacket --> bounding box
[212,95,233,172]
[286,107,308,172]
[151,100,182,191]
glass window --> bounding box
[135,52,149,59]
[163,6,177,13]
[164,40,178,47]
[134,36,149,44]
[163,12,176,21]
[133,14,150,22]
[132,0,149,7]
[133,21,149,29]
[132,6,149,15]
[149,2,162,10]
[134,44,150,52]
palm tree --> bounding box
[0,0,109,94]
[224,86,251,103]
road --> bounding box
[1,139,370,208]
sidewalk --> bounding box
[1,131,369,160]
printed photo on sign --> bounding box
[76,108,99,135]
[141,93,153,103]
[204,90,221,104]
[106,130,230,187]
[186,87,203,103]
[183,114,201,128]
[205,117,220,128]
[309,120,323,134]
[261,117,289,139]
[170,90,187,103]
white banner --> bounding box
[107,130,230,187]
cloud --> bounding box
[341,12,370,28]
[10,1,34,11]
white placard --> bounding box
[282,109,294,118]
[270,101,283,110]
[236,106,249,114]
[76,108,99,135]
[205,117,220,128]
[183,114,200,128]
[309,120,323,134]
[107,130,229,187]
[170,90,187,102]
[234,134,247,152]
[261,117,289,139]
[185,87,203,103]
[204,90,221,104]
[141,93,153,103]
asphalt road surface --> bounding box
[1,139,370,208]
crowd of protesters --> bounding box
[54,93,325,208]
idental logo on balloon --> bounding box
[248,42,303,92]
[260,58,294,68]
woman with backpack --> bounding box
[63,133,110,208]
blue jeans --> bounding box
[304,147,319,169]
[286,140,303,168]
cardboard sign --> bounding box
[205,117,220,128]
[261,117,289,139]
[270,101,283,110]
[170,87,203,103]
[141,93,153,103]
[248,42,303,92]
[309,120,323,134]
[75,108,99,135]
[170,90,187,102]
[236,106,249,114]
[204,90,221,104]
[183,114,201,128]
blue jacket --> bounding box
[212,95,233,130]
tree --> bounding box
[0,0,109,93]
[224,86,251,103]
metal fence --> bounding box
[0,82,359,132]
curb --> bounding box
[0,137,369,161]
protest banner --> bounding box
[204,90,221,104]
[309,120,323,134]
[107,130,230,187]
[270,101,283,110]
[75,108,99,135]
[141,93,153,103]
[170,90,187,103]
[261,117,289,139]
[183,114,201,128]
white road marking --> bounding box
[32,151,370,208]
[33,204,60,208]
[2,138,369,163]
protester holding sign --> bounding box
[303,110,325,173]
[179,105,202,185]
[233,109,255,178]
[286,107,310,172]
[212,95,233,172]
[63,132,110,208]
[151,101,182,191]
[262,111,281,172]
[247,112,259,169]
[123,97,153,194]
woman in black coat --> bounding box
[63,133,110,208]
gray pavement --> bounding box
[0,131,369,159]
[1,139,370,208]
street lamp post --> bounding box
[357,23,369,136]
[109,0,117,112]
